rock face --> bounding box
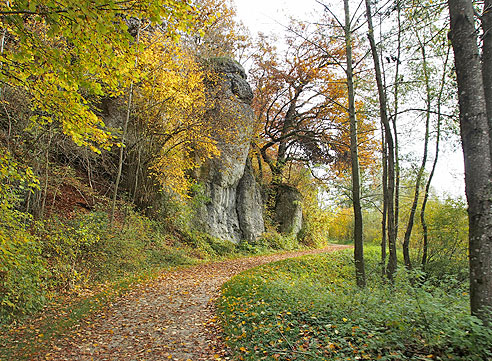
[275,184,303,236]
[237,158,265,242]
[194,58,264,242]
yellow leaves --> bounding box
[134,34,222,198]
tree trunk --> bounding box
[110,24,141,227]
[365,0,397,281]
[482,0,492,151]
[403,42,431,269]
[344,0,365,288]
[392,0,402,248]
[381,127,388,277]
[39,133,51,220]
[448,0,492,324]
[421,48,450,268]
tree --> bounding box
[123,38,216,200]
[183,0,251,61]
[364,0,398,281]
[448,0,492,324]
[250,23,377,199]
[394,0,455,269]
[0,0,195,151]
[343,0,365,287]
[251,28,347,187]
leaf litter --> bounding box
[35,245,350,361]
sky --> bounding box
[234,0,318,34]
[232,0,466,198]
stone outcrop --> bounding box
[275,184,303,237]
[193,58,264,242]
[237,158,264,242]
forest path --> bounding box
[42,245,350,361]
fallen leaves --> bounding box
[2,245,349,361]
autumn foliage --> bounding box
[250,21,378,186]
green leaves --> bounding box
[0,0,196,151]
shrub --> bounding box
[250,231,299,251]
[182,230,237,258]
[0,214,47,323]
[0,151,47,323]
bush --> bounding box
[249,231,299,251]
[0,152,47,323]
[182,230,237,258]
[0,214,47,323]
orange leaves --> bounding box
[250,19,379,186]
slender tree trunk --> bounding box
[381,127,388,276]
[110,86,133,226]
[40,130,53,220]
[393,0,402,245]
[132,144,142,203]
[365,0,397,281]
[403,42,431,269]
[111,25,141,227]
[448,0,492,324]
[344,0,365,287]
[421,48,450,268]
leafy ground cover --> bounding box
[218,247,492,360]
[0,243,348,361]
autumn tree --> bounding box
[0,0,196,151]
[251,23,376,194]
[183,0,251,61]
[131,35,222,199]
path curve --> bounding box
[43,245,350,361]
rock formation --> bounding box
[275,184,303,236]
[193,58,264,242]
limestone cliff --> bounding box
[193,58,264,242]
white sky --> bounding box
[234,0,318,34]
[232,0,466,199]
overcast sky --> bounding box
[234,0,318,34]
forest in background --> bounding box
[0,1,490,357]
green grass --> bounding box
[0,206,311,360]
[218,247,492,360]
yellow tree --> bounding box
[0,0,196,151]
[184,0,251,60]
[133,35,222,198]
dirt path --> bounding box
[42,245,350,361]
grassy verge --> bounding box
[218,247,492,360]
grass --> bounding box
[0,212,311,361]
[218,246,492,360]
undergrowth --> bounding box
[0,203,306,360]
[218,247,492,360]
